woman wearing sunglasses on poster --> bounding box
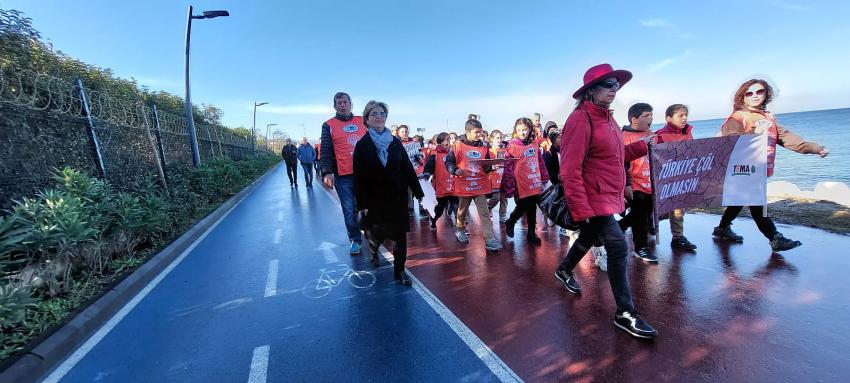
[554,64,658,339]
[712,79,829,251]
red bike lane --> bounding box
[404,212,850,382]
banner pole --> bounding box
[647,141,660,244]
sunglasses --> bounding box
[598,80,620,90]
[745,89,766,97]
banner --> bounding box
[419,179,438,215]
[650,134,767,217]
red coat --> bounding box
[654,122,693,143]
[558,101,648,222]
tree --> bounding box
[229,126,252,140]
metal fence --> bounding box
[0,67,268,209]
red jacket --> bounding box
[654,122,693,143]
[558,101,648,222]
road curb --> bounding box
[0,163,280,383]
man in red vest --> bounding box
[320,92,367,254]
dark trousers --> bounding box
[719,206,777,239]
[507,195,539,238]
[433,196,459,221]
[618,191,653,249]
[285,162,297,185]
[367,229,408,275]
[558,215,635,313]
[301,163,314,185]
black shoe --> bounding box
[369,247,380,266]
[505,219,516,238]
[713,226,743,243]
[294,183,298,188]
[771,233,802,252]
[307,183,312,188]
[614,310,658,339]
[527,235,542,245]
[671,236,697,251]
[634,247,657,263]
[394,272,412,286]
[430,218,437,229]
[554,269,581,294]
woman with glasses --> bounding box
[353,101,424,286]
[712,79,829,251]
[554,64,658,339]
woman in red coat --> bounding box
[554,64,658,339]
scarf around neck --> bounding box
[368,127,392,166]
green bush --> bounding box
[0,155,279,361]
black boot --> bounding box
[771,232,801,252]
[505,219,516,238]
[394,271,412,286]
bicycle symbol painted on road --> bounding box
[302,264,376,299]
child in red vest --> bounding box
[502,117,549,245]
[423,133,459,229]
[654,104,697,252]
[445,119,502,250]
[619,103,657,262]
[486,130,508,222]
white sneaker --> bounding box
[592,246,607,272]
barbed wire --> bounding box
[0,66,254,147]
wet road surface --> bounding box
[43,163,850,382]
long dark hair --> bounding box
[513,117,536,142]
[733,79,774,112]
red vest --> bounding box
[452,142,489,197]
[327,116,366,176]
[432,151,455,197]
[507,142,544,198]
[725,110,779,177]
[489,148,505,192]
[622,130,652,194]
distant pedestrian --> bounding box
[297,137,316,188]
[320,92,367,255]
[486,129,508,223]
[282,139,298,187]
[353,101,424,286]
[712,79,829,251]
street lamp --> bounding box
[266,123,278,151]
[252,101,268,154]
[185,6,229,167]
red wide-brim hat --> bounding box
[572,63,633,99]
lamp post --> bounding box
[252,101,268,154]
[185,6,229,167]
[266,123,278,151]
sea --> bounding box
[655,108,849,190]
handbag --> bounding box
[538,183,581,231]
[536,111,595,231]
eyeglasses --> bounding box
[745,89,766,97]
[368,111,387,118]
[598,80,620,90]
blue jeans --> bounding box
[334,175,361,243]
[301,163,314,185]
[558,215,635,312]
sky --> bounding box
[5,0,850,140]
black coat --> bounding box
[282,144,298,165]
[353,133,424,234]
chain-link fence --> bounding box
[0,67,269,209]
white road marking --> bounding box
[315,241,339,264]
[273,228,282,244]
[264,259,279,298]
[247,345,270,383]
[42,182,257,383]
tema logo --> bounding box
[523,147,536,157]
[466,150,482,159]
[731,164,757,176]
[342,124,359,133]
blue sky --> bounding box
[6,0,850,140]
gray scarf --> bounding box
[368,127,392,166]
